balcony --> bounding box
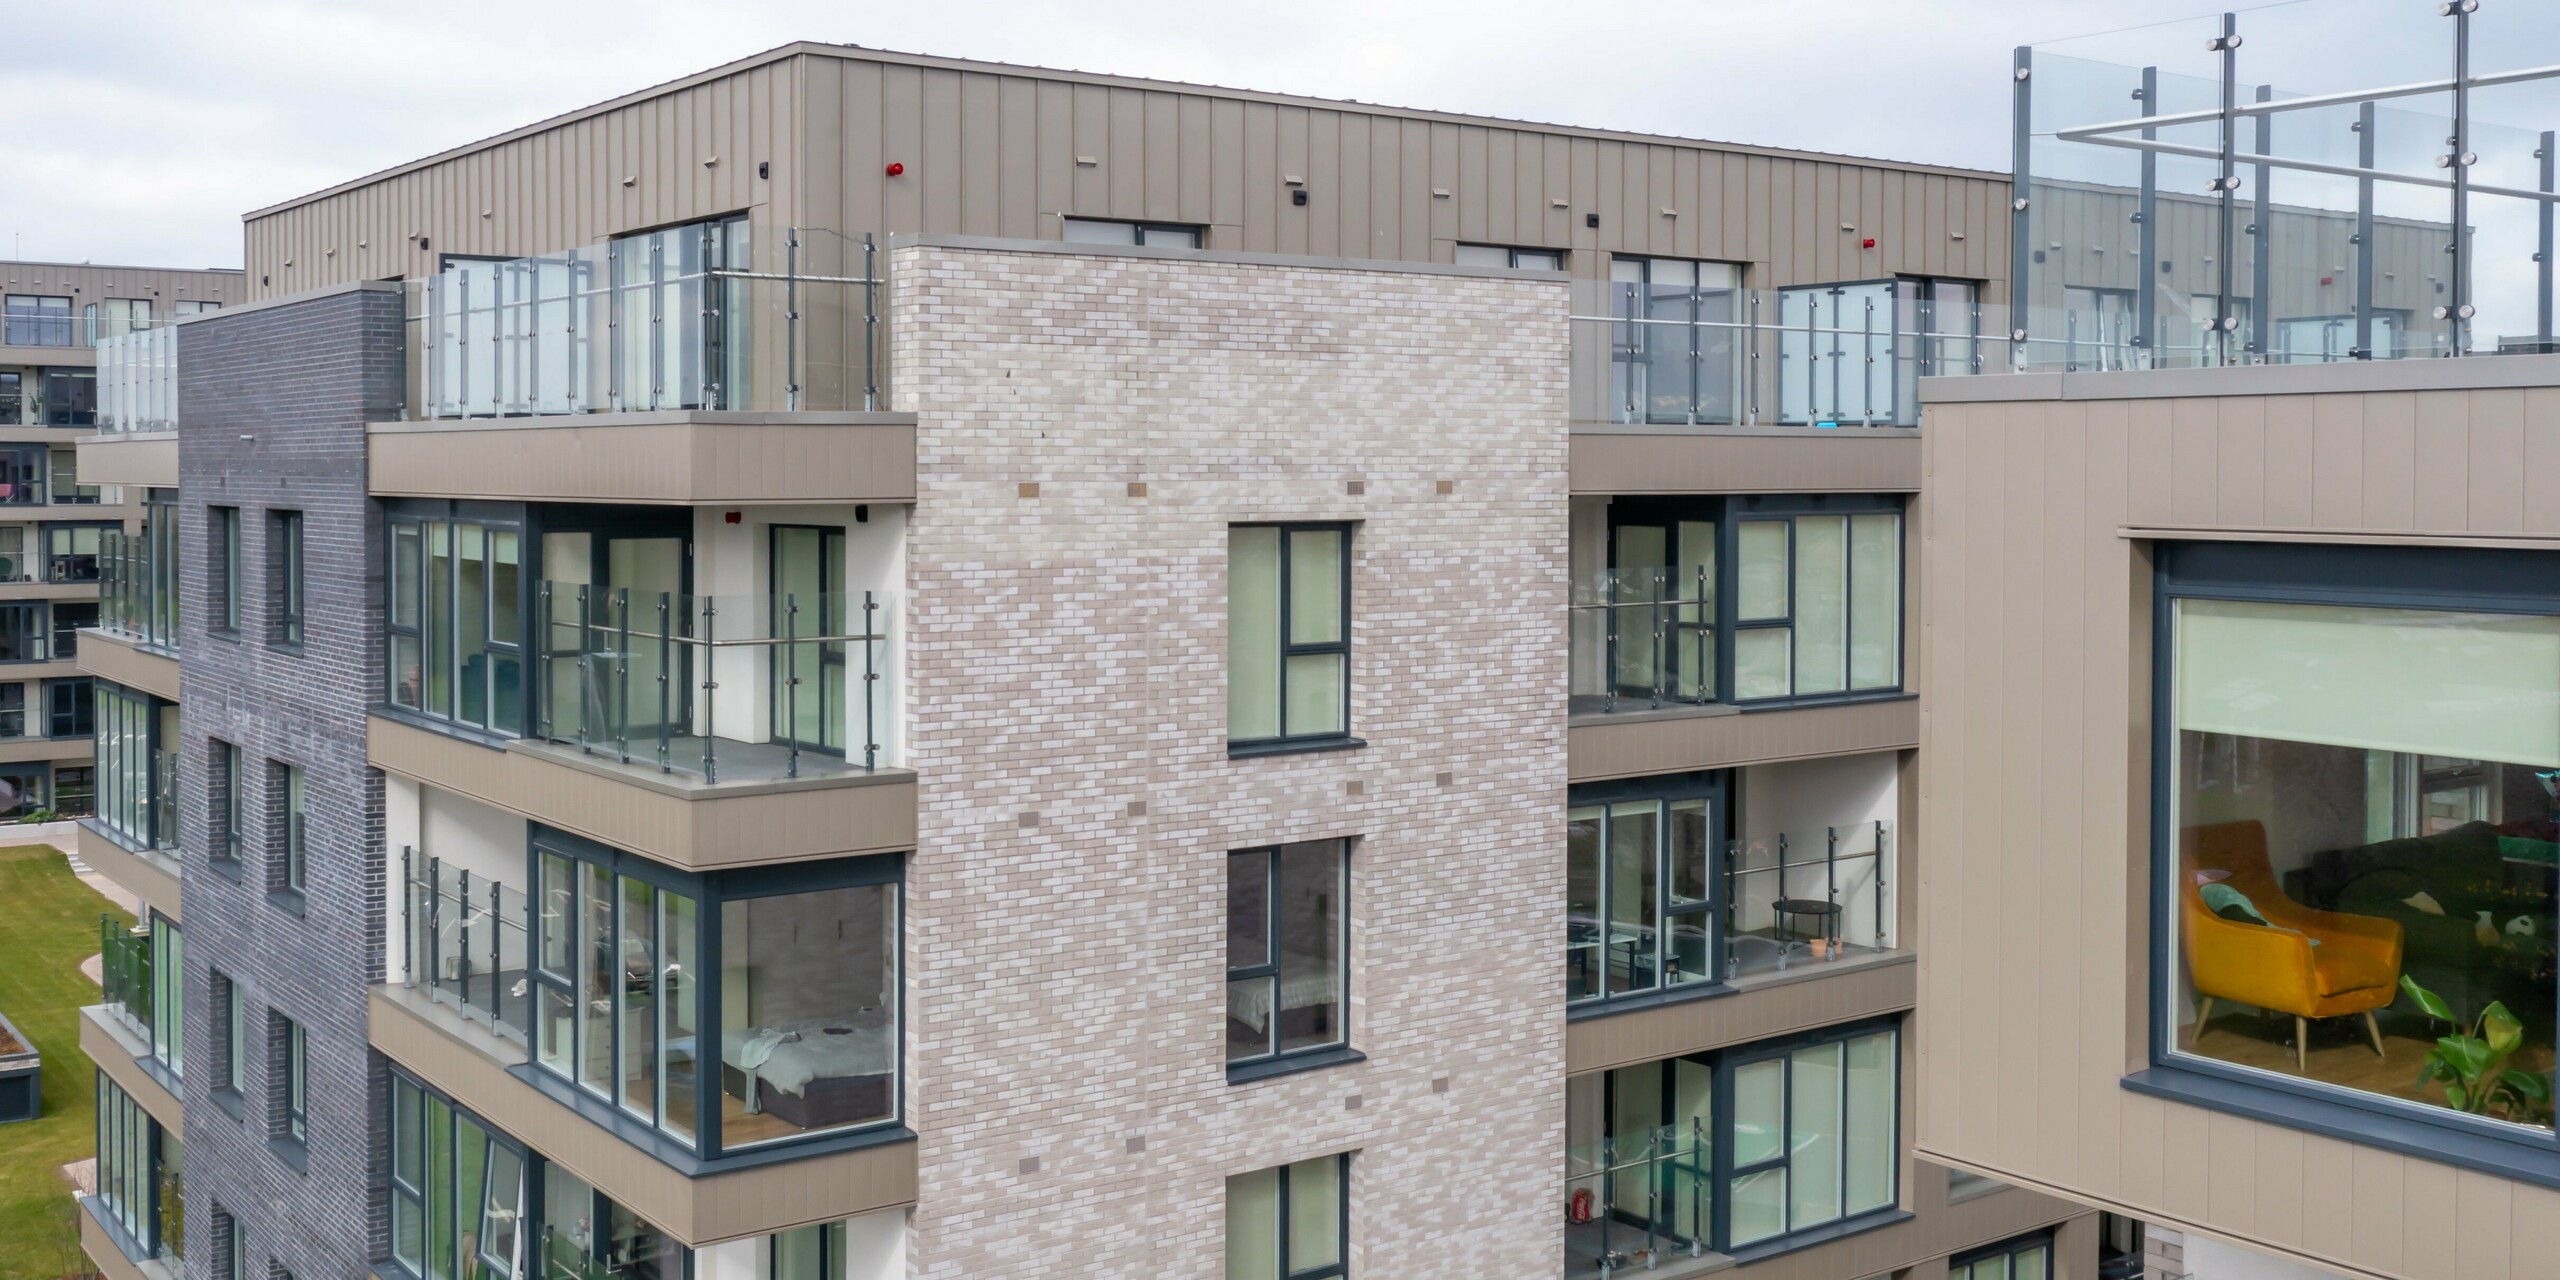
[2013,5,2560,369]
[1568,277,1995,430]
[402,222,883,420]
[96,528,179,654]
[93,324,178,434]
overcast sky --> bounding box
[0,0,2476,271]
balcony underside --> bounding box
[81,1004,180,1130]
[1567,697,1919,784]
[74,432,177,489]
[77,629,179,702]
[366,411,917,504]
[1570,427,1921,496]
[77,822,179,920]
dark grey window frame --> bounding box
[2137,540,2560,1187]
[275,763,307,897]
[1565,771,1726,1009]
[210,505,241,635]
[281,1015,307,1146]
[213,968,244,1103]
[1061,217,1206,248]
[1951,1230,2056,1280]
[0,682,24,737]
[1225,839,1353,1074]
[49,676,93,740]
[1237,1152,1351,1280]
[383,500,528,738]
[270,509,304,647]
[0,601,43,662]
[1455,243,1565,270]
[1228,521,1356,755]
[211,738,241,865]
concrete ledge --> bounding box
[1921,350,2560,405]
[1566,952,1916,1075]
[74,432,177,489]
[80,1193,177,1280]
[76,630,179,702]
[371,985,916,1246]
[76,822,178,920]
[0,580,98,602]
[368,715,916,869]
[891,231,1571,283]
[1567,697,1917,783]
[81,1005,181,1132]
[1570,427,1920,495]
[0,734,94,765]
[366,413,916,504]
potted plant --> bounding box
[2401,975,2554,1125]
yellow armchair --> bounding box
[2181,820,2405,1070]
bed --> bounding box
[1228,963,1340,1049]
[719,1009,894,1132]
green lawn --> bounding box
[0,843,131,1280]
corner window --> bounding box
[388,1074,528,1280]
[1952,1233,2054,1280]
[1563,1021,1898,1269]
[271,510,304,645]
[95,1074,182,1257]
[1226,840,1349,1069]
[93,680,169,848]
[385,512,524,736]
[1063,218,1203,249]
[1229,524,1351,748]
[523,829,902,1154]
[2160,543,2560,1137]
[1455,243,1563,270]
[210,506,241,634]
[1226,1153,1347,1279]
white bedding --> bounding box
[1229,969,1339,1031]
[723,1017,893,1099]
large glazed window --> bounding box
[1226,839,1349,1067]
[2165,576,2560,1133]
[386,511,525,736]
[1229,525,1352,747]
[1566,780,1716,1004]
[1225,1153,1348,1280]
[719,882,898,1146]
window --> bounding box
[174,299,221,317]
[2160,542,2560,1137]
[1731,510,1901,701]
[216,1205,242,1280]
[1577,497,1903,714]
[0,373,18,424]
[1228,525,1351,747]
[49,677,93,739]
[47,449,99,504]
[214,970,244,1096]
[1567,775,1717,1004]
[54,600,97,654]
[1063,218,1203,248]
[96,1074,183,1257]
[151,915,182,1076]
[211,506,241,633]
[93,681,166,847]
[4,295,71,345]
[51,767,90,817]
[1226,1153,1348,1280]
[1563,1022,1898,1269]
[1608,257,1746,425]
[0,447,42,505]
[271,510,304,645]
[1951,1233,2054,1280]
[277,765,307,894]
[47,523,110,579]
[0,685,23,737]
[385,512,524,735]
[387,1074,528,1280]
[90,298,153,341]
[279,1015,308,1144]
[0,603,43,661]
[1454,243,1563,270]
[1226,840,1348,1069]
[212,740,241,864]
[0,528,23,583]
[529,829,901,1153]
[44,369,97,429]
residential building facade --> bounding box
[77,40,2098,1280]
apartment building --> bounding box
[72,41,2097,1280]
[1919,7,2560,1280]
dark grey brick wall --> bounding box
[176,286,400,1278]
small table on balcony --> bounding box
[1771,898,1840,970]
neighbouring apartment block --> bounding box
[69,37,2105,1280]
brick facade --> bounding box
[175,286,401,1280]
[892,243,1571,1277]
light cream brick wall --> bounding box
[893,242,1570,1278]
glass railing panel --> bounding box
[403,226,886,421]
[95,323,180,433]
[1562,1121,1714,1278]
[530,586,892,781]
[399,849,532,1042]
[98,914,153,1040]
[1723,821,1894,979]
[1569,567,1715,715]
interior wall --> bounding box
[689,502,908,764]
[1739,751,1900,947]
[1570,495,1611,696]
[421,785,528,886]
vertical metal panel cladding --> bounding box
[242,46,2010,301]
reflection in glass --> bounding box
[719,884,899,1146]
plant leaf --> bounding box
[2483,1001,2526,1056]
[2446,1080,2472,1110]
[2502,1068,2554,1105]
[2401,975,2457,1022]
[2438,1035,2495,1080]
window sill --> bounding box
[266,888,306,918]
[2122,1065,2560,1191]
[268,1135,308,1175]
[206,857,242,885]
[208,1086,243,1122]
[1227,736,1366,760]
[1722,1209,1913,1266]
[1227,1045,1365,1085]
